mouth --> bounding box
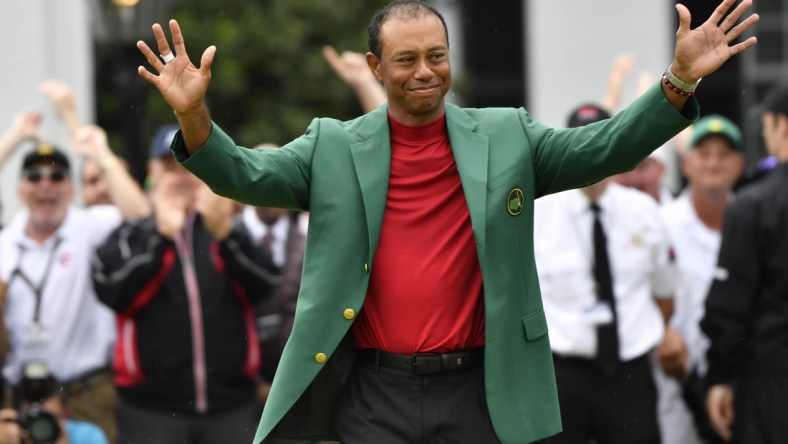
[37,196,57,205]
[35,196,61,210]
[409,85,440,95]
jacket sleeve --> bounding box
[174,121,319,211]
[218,219,280,305]
[91,219,174,313]
[700,196,762,385]
[530,82,698,198]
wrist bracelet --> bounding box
[663,66,701,96]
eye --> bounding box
[430,53,446,62]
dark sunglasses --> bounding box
[23,167,69,184]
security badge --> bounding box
[507,188,525,216]
[21,322,50,349]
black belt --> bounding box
[357,347,484,375]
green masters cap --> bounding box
[688,115,742,152]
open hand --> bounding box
[671,0,758,83]
[323,45,377,88]
[71,125,114,163]
[8,111,43,145]
[39,80,76,115]
[194,183,238,241]
[137,20,216,118]
[153,172,193,238]
[40,80,82,134]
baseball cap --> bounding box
[566,104,611,128]
[688,115,742,152]
[149,124,180,159]
[21,143,70,171]
[760,83,788,117]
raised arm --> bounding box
[39,80,83,135]
[0,111,42,167]
[664,0,758,110]
[600,53,635,113]
[71,125,152,219]
[137,20,216,154]
[323,45,386,113]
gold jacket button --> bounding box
[364,262,369,273]
[343,309,356,320]
[314,353,327,364]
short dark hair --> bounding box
[761,83,788,117]
[368,0,449,58]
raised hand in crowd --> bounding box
[40,80,82,135]
[600,52,635,113]
[194,183,238,241]
[0,110,43,167]
[152,170,194,239]
[71,125,116,166]
[71,125,152,218]
[322,45,386,113]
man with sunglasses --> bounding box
[0,142,146,443]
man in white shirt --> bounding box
[661,114,744,443]
[0,137,150,443]
[535,105,676,444]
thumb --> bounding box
[200,45,217,74]
[675,4,691,35]
[323,45,340,66]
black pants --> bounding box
[536,353,660,444]
[332,360,500,444]
[730,365,788,444]
[682,369,726,444]
[116,398,260,444]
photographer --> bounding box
[0,363,107,444]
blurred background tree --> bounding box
[95,0,389,182]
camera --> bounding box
[17,403,59,444]
[14,362,61,444]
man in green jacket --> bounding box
[135,1,758,442]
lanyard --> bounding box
[10,237,63,324]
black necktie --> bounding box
[591,204,620,374]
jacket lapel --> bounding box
[350,106,391,258]
[446,104,489,252]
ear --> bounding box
[734,154,746,177]
[366,52,383,81]
[778,114,788,137]
[654,160,666,178]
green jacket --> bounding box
[179,82,697,444]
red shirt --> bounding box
[351,113,485,354]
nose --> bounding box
[413,58,433,80]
